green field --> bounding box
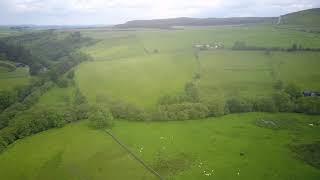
[0,121,156,180]
[76,52,196,108]
[1,15,320,180]
[0,67,31,91]
[78,25,320,109]
[0,113,319,179]
[199,51,320,99]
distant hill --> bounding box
[279,8,320,26]
[115,17,277,29]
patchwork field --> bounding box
[1,20,320,180]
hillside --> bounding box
[280,8,320,26]
[115,17,277,29]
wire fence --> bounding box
[104,130,164,180]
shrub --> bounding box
[72,103,90,121]
[57,78,69,88]
[0,61,16,72]
[156,103,209,121]
[89,106,113,129]
[226,98,253,113]
[284,83,302,100]
[295,97,320,115]
[109,101,147,121]
[67,70,75,79]
[74,88,87,105]
[0,91,17,112]
[273,92,294,112]
[185,82,200,102]
[202,98,226,117]
[253,97,277,112]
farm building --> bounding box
[15,63,27,67]
[303,91,320,97]
[193,42,224,50]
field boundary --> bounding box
[104,130,164,180]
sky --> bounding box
[0,0,319,25]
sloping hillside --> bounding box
[280,8,320,26]
[115,17,277,29]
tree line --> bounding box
[0,31,95,75]
[0,31,95,152]
[232,41,320,52]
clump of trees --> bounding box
[0,81,54,129]
[232,41,320,52]
[89,106,114,129]
[0,60,16,72]
[0,86,93,153]
[0,31,95,75]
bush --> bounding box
[74,88,87,105]
[284,83,302,100]
[273,92,294,112]
[109,101,147,121]
[253,97,277,112]
[0,91,17,112]
[67,70,75,79]
[0,61,16,72]
[295,97,320,115]
[184,82,200,102]
[155,103,209,121]
[57,78,69,88]
[72,103,90,121]
[89,106,113,129]
[202,98,226,117]
[226,98,253,113]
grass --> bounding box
[198,50,320,99]
[0,121,157,180]
[78,25,320,109]
[75,52,197,108]
[281,8,320,26]
[0,67,31,91]
[0,113,319,179]
[111,113,320,179]
[1,24,320,180]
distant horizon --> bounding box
[0,0,319,26]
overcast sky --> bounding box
[0,0,319,25]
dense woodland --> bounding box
[0,31,95,152]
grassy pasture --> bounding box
[78,25,320,109]
[75,52,197,108]
[198,51,320,99]
[112,113,320,179]
[0,121,157,180]
[0,67,31,91]
[0,113,319,179]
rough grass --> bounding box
[75,52,196,108]
[199,51,320,99]
[108,113,320,179]
[0,121,157,180]
[291,142,320,169]
[0,67,31,91]
[78,25,320,109]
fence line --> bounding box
[104,130,164,180]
